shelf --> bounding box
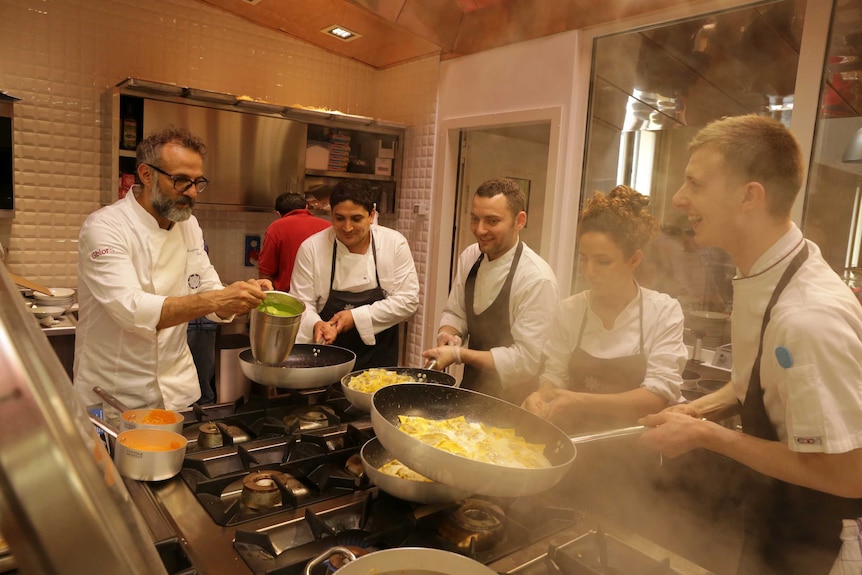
[119,150,136,158]
[304,169,394,182]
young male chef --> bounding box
[74,128,272,414]
[422,177,559,404]
[637,115,862,575]
[289,179,419,370]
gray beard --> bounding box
[150,180,193,223]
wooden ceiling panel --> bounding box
[196,0,444,68]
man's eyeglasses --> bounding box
[145,163,209,193]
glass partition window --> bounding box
[578,0,806,348]
[804,0,862,295]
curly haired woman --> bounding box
[523,185,687,432]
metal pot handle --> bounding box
[569,425,645,445]
[93,386,131,413]
[303,546,357,575]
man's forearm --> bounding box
[158,291,222,330]
[689,381,740,421]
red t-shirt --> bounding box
[258,209,330,291]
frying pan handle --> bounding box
[569,425,646,445]
[303,546,357,575]
[92,386,131,413]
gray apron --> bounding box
[319,235,399,371]
[737,243,862,575]
[462,242,534,405]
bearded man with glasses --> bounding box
[74,127,273,416]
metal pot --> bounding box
[361,437,471,504]
[249,290,305,365]
[341,364,456,412]
[371,383,644,498]
[304,546,497,575]
[239,344,356,389]
[93,386,184,434]
[89,415,187,482]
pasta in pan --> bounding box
[397,415,551,469]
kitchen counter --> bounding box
[39,311,77,336]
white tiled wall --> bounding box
[0,0,439,364]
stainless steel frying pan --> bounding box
[361,437,472,504]
[371,383,644,498]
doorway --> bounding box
[424,109,563,354]
[453,123,552,276]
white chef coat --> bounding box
[74,192,228,412]
[289,225,419,345]
[439,241,559,388]
[540,286,687,403]
[731,224,862,453]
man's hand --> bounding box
[314,320,338,344]
[436,328,462,347]
[329,310,355,334]
[421,345,460,369]
[213,279,268,317]
[638,410,716,458]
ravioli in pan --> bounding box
[397,415,551,469]
[347,368,414,394]
[378,459,433,482]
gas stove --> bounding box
[127,389,716,575]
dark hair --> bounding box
[275,193,307,216]
[135,128,206,180]
[329,179,375,214]
[474,177,527,217]
[579,185,656,257]
[688,114,803,217]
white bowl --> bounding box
[38,287,75,298]
[29,306,66,319]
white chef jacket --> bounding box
[731,224,862,453]
[289,225,419,345]
[439,241,559,388]
[74,192,228,412]
[539,287,687,403]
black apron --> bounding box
[560,288,657,512]
[462,242,533,405]
[319,235,399,371]
[737,243,862,575]
[566,289,647,432]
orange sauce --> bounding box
[140,409,180,425]
[119,434,184,451]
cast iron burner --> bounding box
[284,405,339,432]
[240,470,310,510]
[438,499,506,551]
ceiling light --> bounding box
[322,25,361,42]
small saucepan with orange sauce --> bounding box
[93,386,185,434]
[89,415,187,481]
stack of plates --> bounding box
[685,310,730,348]
[33,287,75,309]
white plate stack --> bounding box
[685,310,730,348]
[33,287,75,310]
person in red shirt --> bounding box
[258,193,330,291]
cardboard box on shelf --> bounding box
[377,140,396,159]
[306,143,330,170]
[374,158,392,176]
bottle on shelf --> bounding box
[121,103,138,151]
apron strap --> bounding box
[329,232,380,291]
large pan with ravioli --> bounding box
[371,383,644,498]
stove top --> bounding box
[129,390,715,575]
